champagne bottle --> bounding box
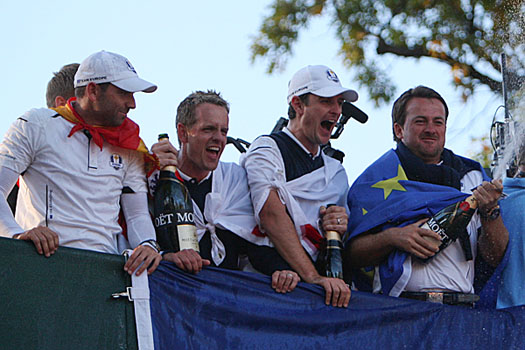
[153,133,199,253]
[420,195,478,263]
[316,204,344,279]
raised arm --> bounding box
[151,139,179,168]
[474,180,509,266]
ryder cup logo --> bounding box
[326,69,339,83]
[125,59,137,73]
[109,154,123,170]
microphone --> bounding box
[227,136,251,153]
[342,102,368,124]
[331,102,369,139]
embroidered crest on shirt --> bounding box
[109,154,123,170]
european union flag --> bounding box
[346,149,470,295]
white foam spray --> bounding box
[490,0,525,179]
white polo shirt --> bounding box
[0,108,152,254]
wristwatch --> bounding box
[140,239,161,253]
[480,205,500,221]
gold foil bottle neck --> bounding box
[465,195,478,209]
[163,165,177,173]
[325,231,342,241]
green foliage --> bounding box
[251,0,525,105]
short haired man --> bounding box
[241,65,356,307]
[46,63,80,108]
[0,51,161,276]
[346,86,509,306]
[151,90,300,293]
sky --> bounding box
[0,0,505,183]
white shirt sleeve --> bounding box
[0,112,45,174]
[121,192,156,248]
[0,167,24,236]
[240,136,286,220]
[123,150,148,194]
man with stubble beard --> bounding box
[346,86,508,307]
[0,51,162,276]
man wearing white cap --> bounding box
[0,50,161,276]
[241,65,357,307]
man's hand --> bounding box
[271,270,300,293]
[387,218,441,259]
[474,179,509,266]
[473,180,503,214]
[124,245,162,276]
[310,275,351,307]
[347,218,441,267]
[15,226,59,257]
[151,139,179,168]
[163,249,211,274]
[319,205,348,236]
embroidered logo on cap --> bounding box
[110,154,123,170]
[326,69,339,83]
[125,60,137,73]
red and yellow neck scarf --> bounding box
[52,98,149,153]
[52,98,159,175]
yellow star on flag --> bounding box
[362,208,368,215]
[371,165,408,200]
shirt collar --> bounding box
[283,127,321,159]
[177,169,212,184]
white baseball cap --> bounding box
[287,65,358,104]
[74,50,157,93]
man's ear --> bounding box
[54,96,67,108]
[177,123,188,144]
[85,82,99,102]
[290,95,305,117]
[393,122,404,141]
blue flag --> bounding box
[347,149,477,296]
[149,262,525,349]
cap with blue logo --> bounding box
[287,65,357,104]
[74,50,157,93]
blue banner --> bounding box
[150,262,525,350]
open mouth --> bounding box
[320,120,335,131]
[206,146,221,156]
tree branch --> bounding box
[376,37,502,92]
[376,37,426,58]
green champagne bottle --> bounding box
[420,195,478,262]
[153,134,199,253]
[316,204,344,279]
